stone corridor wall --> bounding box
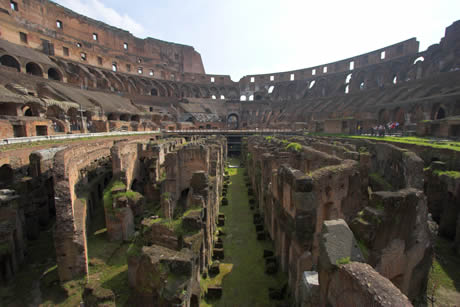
[244,135,432,304]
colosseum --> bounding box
[0,0,459,306]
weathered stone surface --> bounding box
[82,282,116,307]
[326,262,412,307]
[319,219,364,271]
[131,245,194,306]
[300,271,319,307]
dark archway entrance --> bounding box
[0,55,20,72]
[436,107,446,120]
[48,68,62,81]
[227,113,239,129]
[26,62,43,76]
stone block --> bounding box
[300,271,319,307]
[319,219,364,272]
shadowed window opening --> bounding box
[48,68,62,81]
[0,55,20,72]
[19,32,27,44]
[26,62,43,76]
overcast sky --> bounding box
[53,0,460,81]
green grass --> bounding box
[201,157,288,307]
[285,142,302,152]
[336,256,351,265]
[426,236,460,306]
[369,172,394,191]
[305,132,460,152]
[433,170,460,179]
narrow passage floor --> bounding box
[201,157,288,307]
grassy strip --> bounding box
[201,157,288,306]
[308,133,460,152]
[426,236,460,306]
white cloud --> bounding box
[54,0,145,37]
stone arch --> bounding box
[431,103,448,120]
[0,54,20,72]
[46,104,66,120]
[227,113,239,129]
[26,62,43,76]
[22,105,34,116]
[48,67,63,81]
[151,88,158,96]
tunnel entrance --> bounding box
[227,136,242,156]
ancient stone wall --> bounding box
[245,135,432,304]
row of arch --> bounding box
[249,47,458,102]
[0,54,63,81]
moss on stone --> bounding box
[433,170,460,179]
[369,172,394,191]
[336,256,351,265]
[286,142,302,152]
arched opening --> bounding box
[131,115,140,122]
[435,107,446,120]
[240,95,247,101]
[227,114,239,129]
[413,56,425,65]
[249,94,254,101]
[24,108,33,116]
[309,80,316,89]
[26,62,43,76]
[344,84,349,94]
[151,88,158,96]
[345,73,352,84]
[48,68,62,81]
[0,55,20,72]
[255,94,262,100]
[359,81,365,90]
[120,114,130,121]
[22,106,35,117]
[393,75,398,84]
[268,85,275,94]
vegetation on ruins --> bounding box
[336,257,351,265]
[285,142,302,152]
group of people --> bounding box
[369,122,400,136]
